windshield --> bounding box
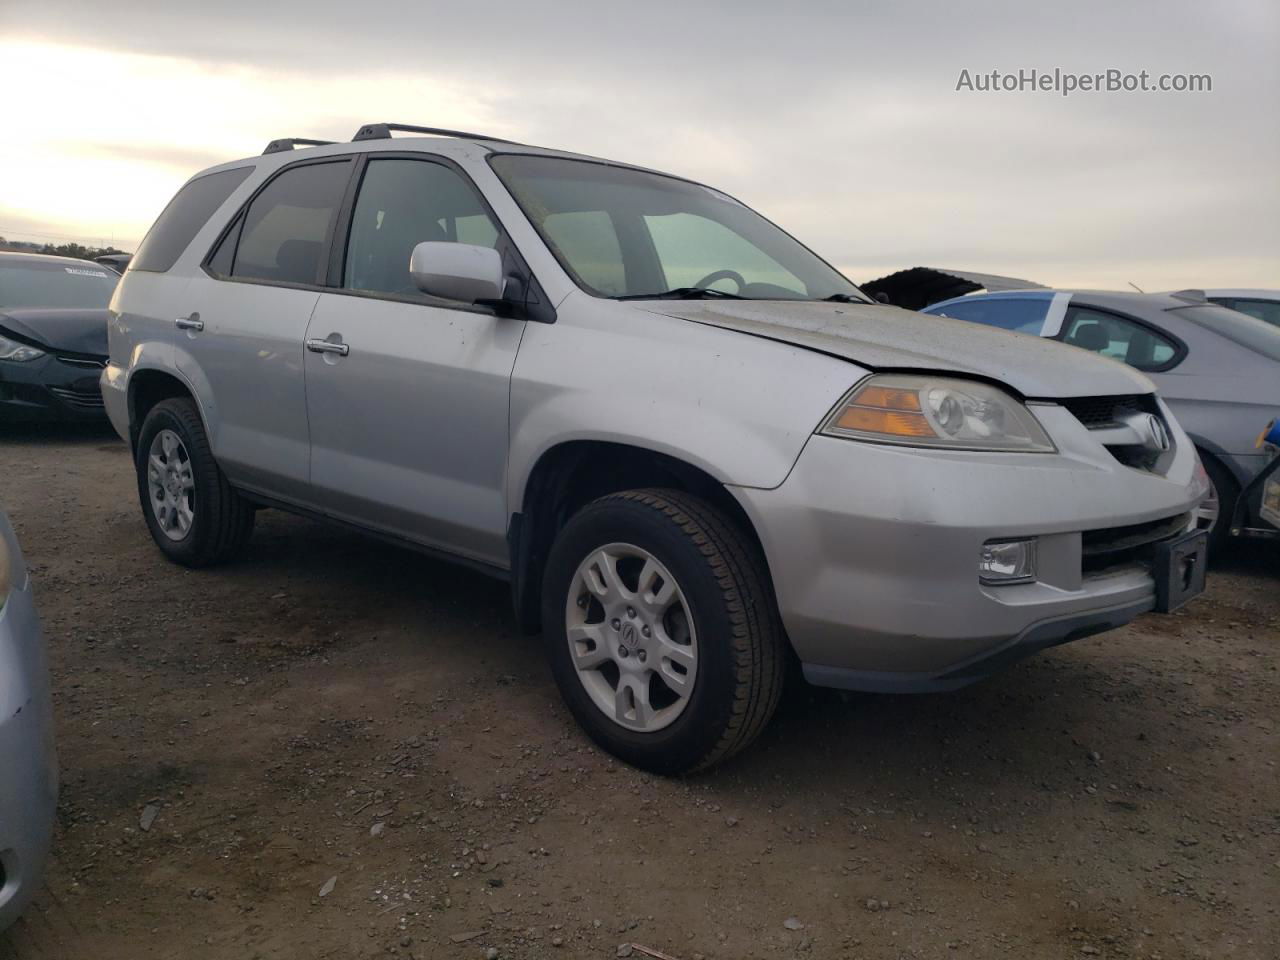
[1173,304,1280,362]
[0,258,118,309]
[489,155,866,302]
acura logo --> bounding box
[1144,414,1170,453]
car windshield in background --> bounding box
[0,259,118,309]
[489,155,867,302]
[1174,304,1280,361]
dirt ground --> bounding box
[1,424,1277,960]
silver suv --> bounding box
[104,123,1209,773]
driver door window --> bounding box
[343,158,500,298]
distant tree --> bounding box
[0,237,130,260]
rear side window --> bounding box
[1061,306,1179,371]
[132,167,252,273]
[222,160,352,286]
[930,297,1049,334]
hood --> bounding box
[0,307,109,357]
[640,300,1154,399]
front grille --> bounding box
[1060,394,1159,430]
[48,385,105,409]
[1082,512,1190,575]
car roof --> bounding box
[925,288,1055,310]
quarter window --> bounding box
[343,158,500,298]
[227,161,352,286]
[1061,306,1178,371]
[132,166,252,273]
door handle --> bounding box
[306,338,350,357]
[174,316,204,331]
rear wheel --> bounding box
[542,489,784,774]
[135,398,254,566]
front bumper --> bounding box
[0,354,107,423]
[730,404,1204,692]
[0,572,58,932]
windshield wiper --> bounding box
[821,293,872,304]
[616,287,746,301]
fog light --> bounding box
[980,539,1037,584]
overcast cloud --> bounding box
[0,0,1275,288]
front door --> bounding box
[303,155,524,567]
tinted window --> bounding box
[232,161,351,285]
[0,258,118,309]
[930,297,1048,334]
[132,166,252,273]
[1228,298,1280,328]
[645,213,805,295]
[344,158,499,297]
[542,211,626,295]
[1061,306,1178,371]
[1174,304,1280,361]
[490,154,865,301]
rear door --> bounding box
[183,157,354,502]
[302,154,525,567]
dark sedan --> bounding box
[0,252,116,422]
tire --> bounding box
[1197,452,1237,555]
[541,489,784,774]
[135,397,254,567]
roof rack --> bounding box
[263,138,336,155]
[351,122,519,145]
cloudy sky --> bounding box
[1,0,1275,289]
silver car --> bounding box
[922,290,1280,546]
[0,510,57,932]
[103,124,1209,772]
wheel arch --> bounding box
[508,439,773,634]
[127,366,208,452]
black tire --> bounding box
[541,489,784,774]
[135,397,254,567]
[1199,451,1238,555]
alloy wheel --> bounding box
[564,542,698,733]
[147,428,195,541]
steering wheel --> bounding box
[692,269,746,294]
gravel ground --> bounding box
[1,424,1277,960]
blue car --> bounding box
[922,289,1280,548]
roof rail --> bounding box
[263,138,336,155]
[351,122,519,145]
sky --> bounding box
[0,0,1275,290]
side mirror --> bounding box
[409,242,505,304]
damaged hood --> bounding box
[640,299,1154,399]
[0,307,109,357]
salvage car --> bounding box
[0,508,58,932]
[923,290,1280,549]
[0,252,114,422]
[1202,289,1280,328]
[103,124,1209,772]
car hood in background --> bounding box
[0,308,109,358]
[642,300,1154,399]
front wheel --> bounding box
[542,489,784,774]
[135,397,254,567]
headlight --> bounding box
[820,374,1056,452]
[0,333,46,362]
